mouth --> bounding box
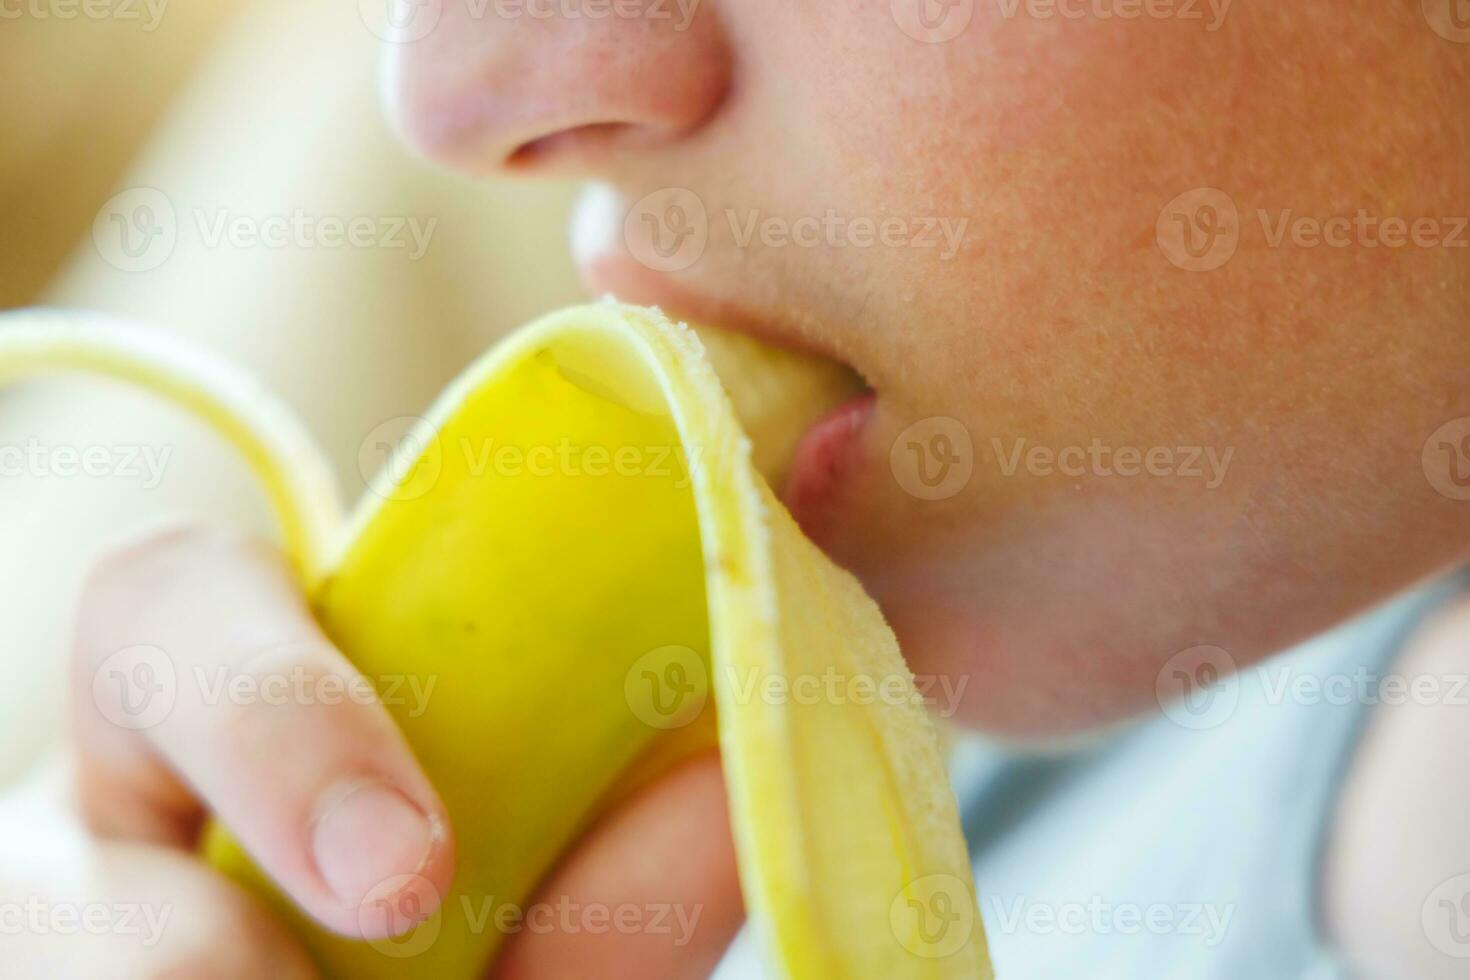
[571,202,875,532]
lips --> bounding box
[571,188,875,534]
[781,391,877,536]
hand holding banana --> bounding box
[0,302,991,979]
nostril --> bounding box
[505,122,641,170]
[384,0,732,178]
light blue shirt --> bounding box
[715,577,1459,979]
[952,577,1461,979]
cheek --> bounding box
[724,1,1470,737]
[795,2,1468,398]
[805,11,1221,179]
[759,9,1257,365]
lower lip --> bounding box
[571,238,876,527]
[781,391,876,534]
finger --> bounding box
[70,525,454,940]
[490,750,744,980]
[0,769,320,980]
[2,845,324,980]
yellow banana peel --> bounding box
[0,302,992,979]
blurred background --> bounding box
[0,0,590,782]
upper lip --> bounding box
[576,252,869,385]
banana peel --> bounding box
[0,301,992,979]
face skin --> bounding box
[385,0,1470,737]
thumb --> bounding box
[490,750,744,979]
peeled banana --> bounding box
[0,301,992,979]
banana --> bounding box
[0,301,992,979]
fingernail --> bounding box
[312,779,440,908]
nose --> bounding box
[384,0,732,175]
